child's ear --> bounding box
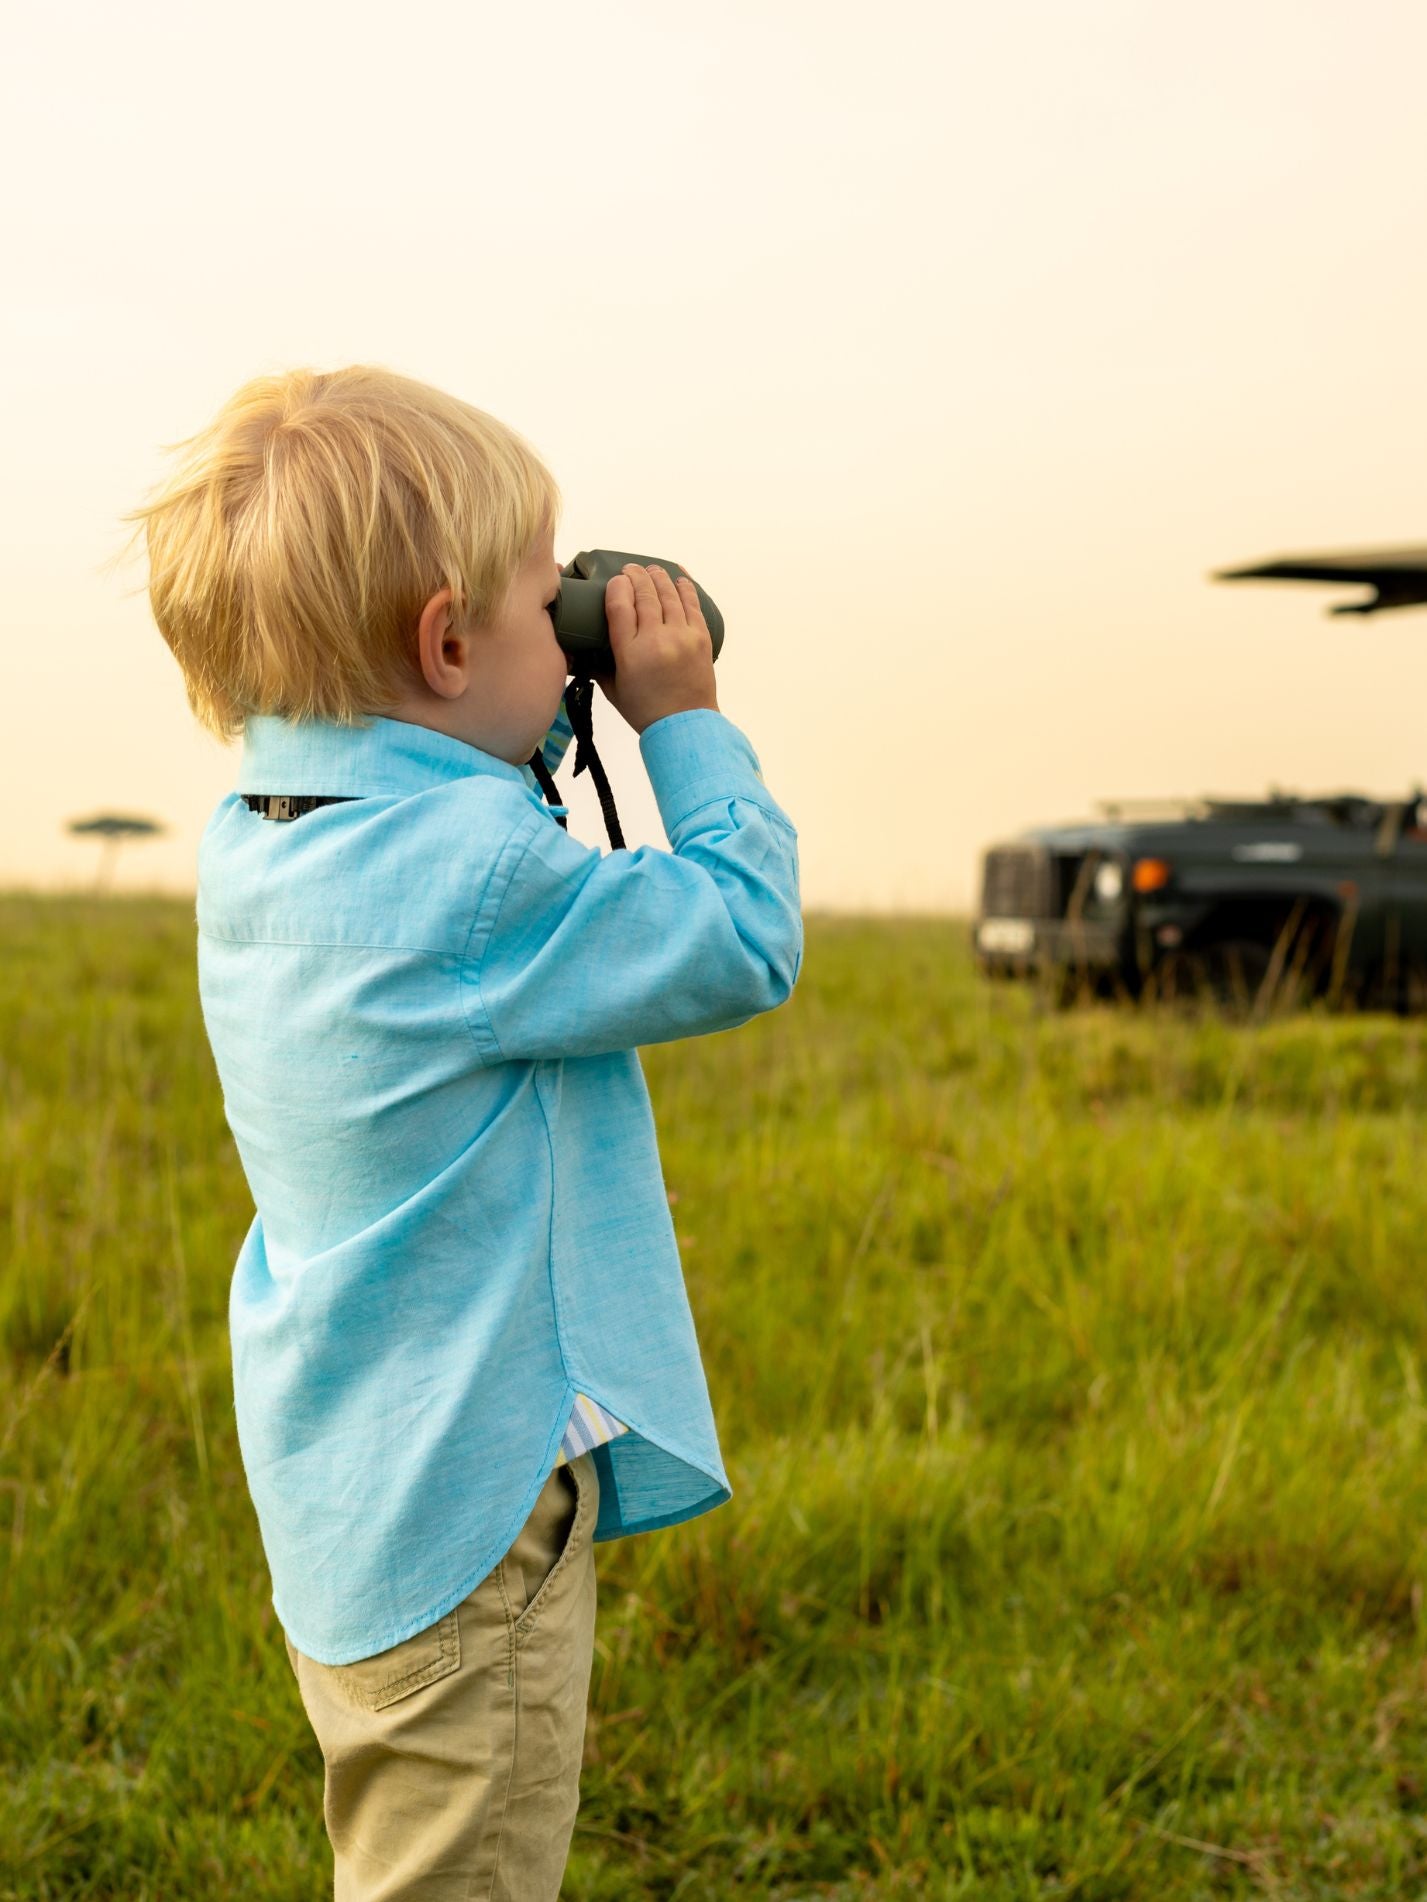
[415,588,466,697]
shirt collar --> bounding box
[236,714,533,798]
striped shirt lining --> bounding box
[551,1392,630,1469]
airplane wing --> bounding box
[1213,546,1427,615]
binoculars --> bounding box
[549,549,725,678]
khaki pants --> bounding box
[284,1451,599,1901]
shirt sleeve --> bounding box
[463,708,802,1063]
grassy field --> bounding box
[5,893,1427,1899]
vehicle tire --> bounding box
[1142,945,1206,1014]
[1198,939,1274,1019]
[1146,939,1275,1020]
[1045,964,1095,1011]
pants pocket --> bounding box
[505,1454,590,1637]
[316,1605,462,1713]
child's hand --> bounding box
[595,563,720,736]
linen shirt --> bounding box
[195,696,802,1665]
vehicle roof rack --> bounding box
[1094,795,1211,819]
[1095,788,1423,824]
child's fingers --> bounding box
[619,564,655,631]
[675,575,705,622]
[646,563,702,628]
[646,565,684,622]
[617,562,703,632]
[624,562,676,629]
[605,571,636,639]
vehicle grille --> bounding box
[1053,853,1088,914]
[980,846,1055,918]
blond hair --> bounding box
[113,364,563,742]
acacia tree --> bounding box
[66,814,166,894]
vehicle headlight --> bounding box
[1093,860,1124,903]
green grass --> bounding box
[5,892,1427,1898]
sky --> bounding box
[5,0,1427,915]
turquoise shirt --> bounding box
[195,699,801,1665]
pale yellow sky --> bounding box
[5,0,1427,912]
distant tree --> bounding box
[66,814,166,894]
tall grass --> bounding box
[4,894,1427,1897]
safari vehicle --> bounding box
[973,545,1427,1015]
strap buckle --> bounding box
[241,793,357,822]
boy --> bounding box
[122,364,802,1899]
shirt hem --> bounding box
[272,1380,730,1667]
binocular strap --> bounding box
[528,678,626,852]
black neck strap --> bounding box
[528,677,624,851]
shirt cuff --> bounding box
[638,707,783,837]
